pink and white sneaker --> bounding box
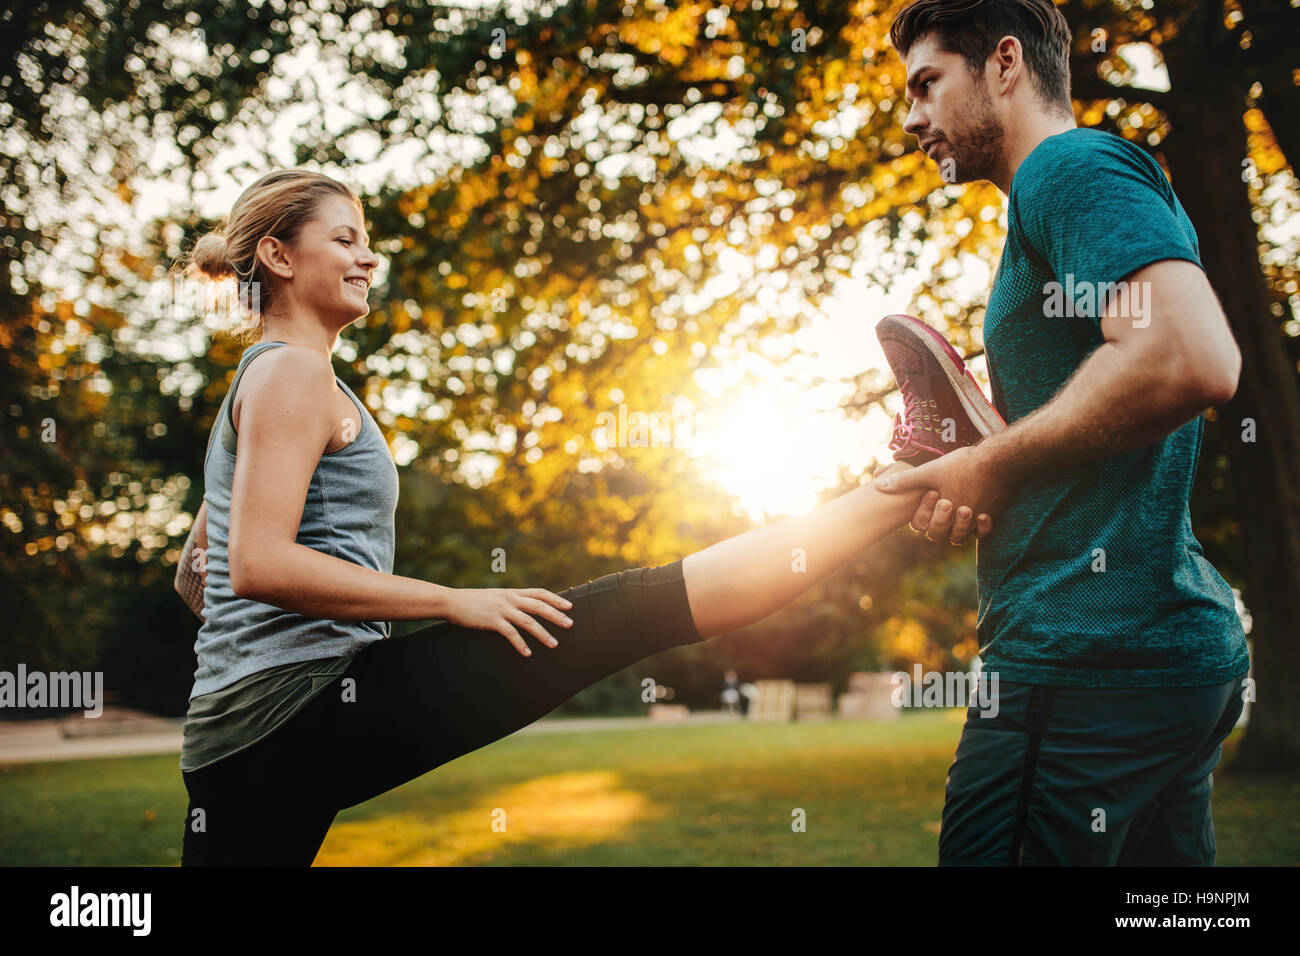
[875,314,1007,464]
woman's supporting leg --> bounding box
[681,460,923,638]
[182,756,338,866]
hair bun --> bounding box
[188,233,236,280]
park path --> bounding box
[0,708,744,765]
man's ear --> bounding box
[991,35,1022,95]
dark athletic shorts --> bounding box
[938,672,1249,866]
[180,560,703,866]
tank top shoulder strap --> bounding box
[204,341,288,461]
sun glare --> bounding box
[681,288,910,523]
[685,376,892,524]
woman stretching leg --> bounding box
[174,171,988,866]
[683,458,931,637]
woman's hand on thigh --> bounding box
[444,587,575,657]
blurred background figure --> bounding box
[722,668,754,718]
[721,669,742,716]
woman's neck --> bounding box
[260,315,339,360]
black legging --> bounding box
[180,560,703,866]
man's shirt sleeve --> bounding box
[1009,132,1202,327]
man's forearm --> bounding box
[980,339,1218,485]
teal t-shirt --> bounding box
[979,127,1249,688]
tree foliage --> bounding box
[2,1,1295,734]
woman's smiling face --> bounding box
[264,193,379,323]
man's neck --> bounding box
[995,113,1079,195]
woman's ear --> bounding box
[254,235,294,282]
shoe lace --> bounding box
[888,381,939,453]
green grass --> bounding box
[1,712,1295,865]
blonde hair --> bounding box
[182,169,362,343]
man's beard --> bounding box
[947,83,1005,184]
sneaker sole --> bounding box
[877,314,1007,437]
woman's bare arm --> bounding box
[225,346,572,656]
[174,499,209,621]
[227,346,451,621]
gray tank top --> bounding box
[190,340,398,699]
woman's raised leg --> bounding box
[681,461,971,637]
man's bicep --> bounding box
[1100,259,1239,395]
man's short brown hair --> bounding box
[889,0,1074,119]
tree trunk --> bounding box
[1158,1,1300,771]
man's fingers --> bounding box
[949,505,973,546]
[873,460,916,481]
[910,490,941,534]
[911,496,991,543]
[876,464,928,493]
[925,498,955,542]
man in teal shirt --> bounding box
[878,0,1250,864]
